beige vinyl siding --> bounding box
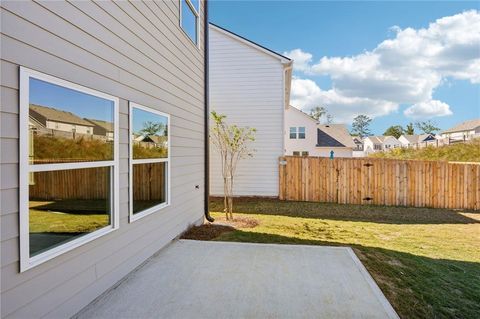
[0,1,205,318]
[209,26,285,197]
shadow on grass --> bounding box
[212,229,480,319]
[30,199,109,214]
[210,197,480,225]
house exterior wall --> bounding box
[45,120,93,135]
[398,135,411,146]
[441,128,480,140]
[1,1,205,318]
[284,106,318,156]
[363,138,381,154]
[382,136,401,150]
[209,25,286,197]
[315,147,353,158]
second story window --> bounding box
[181,0,200,45]
[298,127,306,139]
[290,127,297,139]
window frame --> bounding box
[179,0,201,47]
[298,127,306,139]
[19,67,120,272]
[129,102,171,223]
[289,127,297,139]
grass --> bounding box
[204,197,480,319]
[29,200,109,233]
[370,139,480,162]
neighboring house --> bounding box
[364,136,384,154]
[134,134,168,148]
[364,136,401,154]
[352,137,365,157]
[382,135,402,150]
[352,137,364,151]
[284,105,319,156]
[1,1,208,318]
[209,23,293,197]
[30,104,94,135]
[316,124,356,158]
[398,134,436,147]
[84,118,114,140]
[441,119,480,141]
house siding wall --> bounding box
[0,1,205,318]
[209,26,285,197]
[315,147,353,158]
[284,106,319,156]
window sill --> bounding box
[129,202,170,223]
[21,225,118,272]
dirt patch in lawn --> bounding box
[181,216,259,241]
[212,215,259,228]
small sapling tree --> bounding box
[210,111,256,220]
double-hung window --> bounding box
[180,0,200,45]
[290,127,306,139]
[298,127,306,139]
[289,127,297,139]
[129,103,170,222]
[19,67,119,271]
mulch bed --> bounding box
[181,215,259,241]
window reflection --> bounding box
[29,167,111,257]
[132,108,168,159]
[29,78,114,164]
[132,162,167,214]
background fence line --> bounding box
[279,156,480,210]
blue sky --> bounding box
[132,107,168,135]
[30,78,114,122]
[210,1,480,135]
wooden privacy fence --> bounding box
[30,163,166,201]
[279,156,480,210]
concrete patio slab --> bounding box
[75,240,398,319]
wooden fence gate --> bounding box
[279,156,480,210]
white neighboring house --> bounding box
[352,137,366,157]
[398,134,436,147]
[440,119,480,141]
[364,136,401,154]
[209,23,293,197]
[284,105,319,156]
[284,106,354,157]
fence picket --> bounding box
[279,156,479,210]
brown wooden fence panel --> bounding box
[279,156,480,210]
[30,163,166,201]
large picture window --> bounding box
[19,67,119,271]
[180,0,200,45]
[129,103,170,222]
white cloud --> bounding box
[287,10,480,123]
[404,100,453,119]
[283,49,313,72]
[291,77,398,123]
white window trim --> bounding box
[179,0,201,48]
[19,67,120,272]
[129,102,171,223]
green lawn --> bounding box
[208,198,480,319]
[29,200,109,233]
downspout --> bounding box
[204,0,214,222]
